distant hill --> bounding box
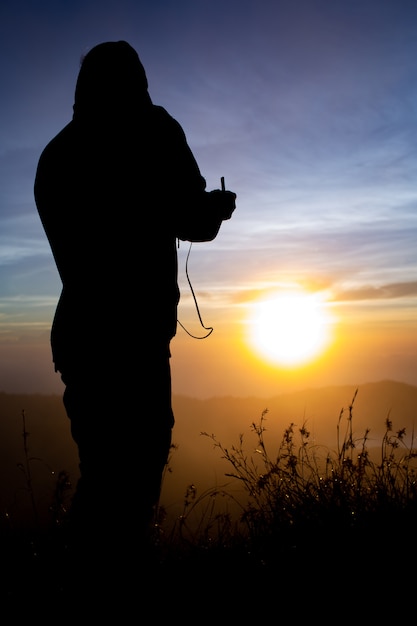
[1,380,416,527]
[172,379,417,448]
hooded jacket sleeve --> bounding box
[151,106,236,242]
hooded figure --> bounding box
[34,41,236,564]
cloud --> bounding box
[333,281,417,303]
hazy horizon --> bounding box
[1,329,416,398]
[1,379,415,529]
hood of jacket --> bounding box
[72,40,152,124]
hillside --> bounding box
[172,379,417,447]
[166,380,417,512]
[1,380,416,527]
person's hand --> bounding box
[209,189,237,220]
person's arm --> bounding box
[154,107,237,242]
[177,185,236,242]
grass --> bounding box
[2,389,417,609]
[154,389,417,563]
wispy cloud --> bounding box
[333,281,417,302]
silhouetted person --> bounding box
[33,41,236,583]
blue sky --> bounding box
[1,0,417,396]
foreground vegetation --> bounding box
[2,389,417,607]
[154,389,417,560]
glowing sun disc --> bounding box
[248,291,333,366]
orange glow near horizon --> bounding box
[245,289,336,368]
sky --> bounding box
[1,0,417,398]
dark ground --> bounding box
[2,519,415,621]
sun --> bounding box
[247,290,334,367]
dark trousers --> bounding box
[60,347,174,557]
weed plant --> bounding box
[2,389,417,597]
[155,389,417,569]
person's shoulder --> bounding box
[150,104,172,120]
[47,121,73,142]
[39,122,74,159]
[150,104,185,136]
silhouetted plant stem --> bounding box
[18,409,39,528]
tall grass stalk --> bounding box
[158,389,417,563]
